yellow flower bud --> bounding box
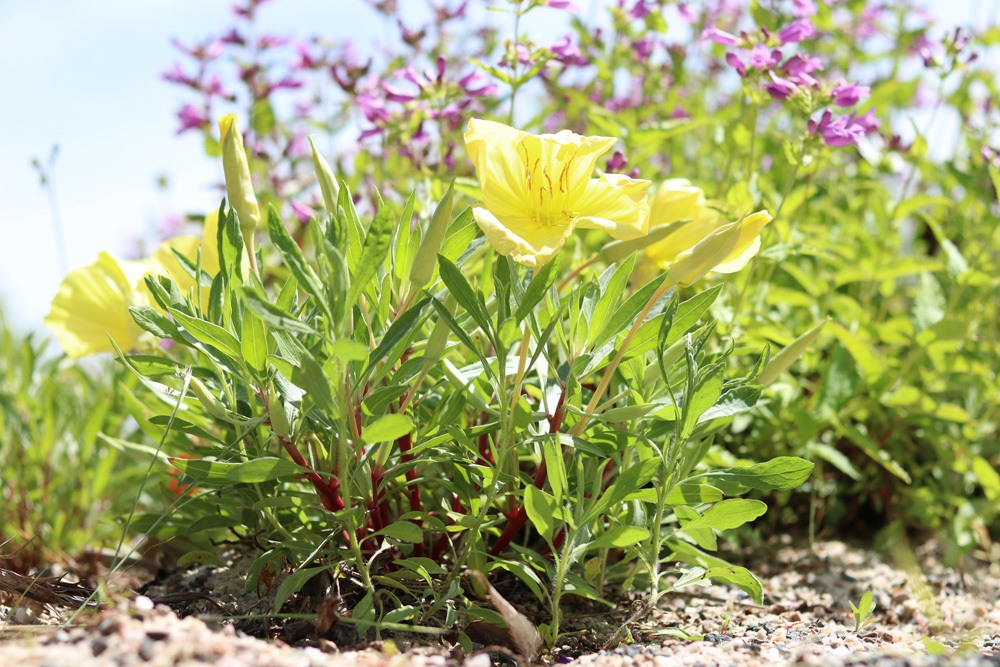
[666,210,772,287]
[218,114,260,243]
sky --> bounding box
[0,0,994,336]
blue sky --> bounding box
[0,0,993,334]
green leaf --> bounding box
[130,306,182,340]
[515,254,562,323]
[217,206,244,287]
[348,203,395,306]
[585,526,649,551]
[374,521,423,543]
[274,566,329,612]
[524,485,556,540]
[589,256,636,347]
[267,206,328,316]
[364,298,430,375]
[705,566,763,604]
[680,499,767,533]
[582,457,660,524]
[662,285,722,349]
[437,255,493,341]
[243,287,320,336]
[703,456,814,490]
[681,372,723,440]
[224,457,304,483]
[913,273,945,333]
[363,414,414,444]
[757,318,828,385]
[241,310,268,374]
[168,309,241,358]
[831,415,911,483]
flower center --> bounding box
[519,140,577,226]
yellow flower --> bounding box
[151,210,224,295]
[464,118,650,267]
[643,182,771,287]
[46,211,228,357]
[45,252,159,357]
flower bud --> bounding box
[188,375,229,421]
[268,384,292,438]
[667,210,772,287]
[218,114,260,242]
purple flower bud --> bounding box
[764,72,796,100]
[163,63,198,88]
[605,150,628,172]
[725,51,747,76]
[545,0,578,10]
[777,18,815,44]
[702,25,740,46]
[436,55,448,82]
[831,81,870,107]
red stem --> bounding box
[279,435,344,511]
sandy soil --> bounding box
[1,538,998,666]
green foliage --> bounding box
[114,188,809,643]
[850,590,877,632]
[0,315,149,570]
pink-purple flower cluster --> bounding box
[704,10,879,148]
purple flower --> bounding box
[808,109,880,147]
[777,19,815,44]
[290,200,316,224]
[725,51,747,76]
[702,25,740,46]
[782,53,823,86]
[629,0,653,19]
[383,81,416,102]
[162,63,198,88]
[176,104,209,134]
[677,3,698,22]
[748,44,782,70]
[764,72,797,100]
[830,81,870,107]
[793,0,816,17]
[545,0,578,10]
[550,35,589,66]
[855,6,883,39]
[633,37,655,63]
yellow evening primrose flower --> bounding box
[643,181,771,287]
[464,118,651,267]
[45,252,159,358]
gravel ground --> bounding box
[1,539,998,667]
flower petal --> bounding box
[44,252,151,357]
[575,173,652,239]
[472,206,578,267]
[649,179,704,226]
